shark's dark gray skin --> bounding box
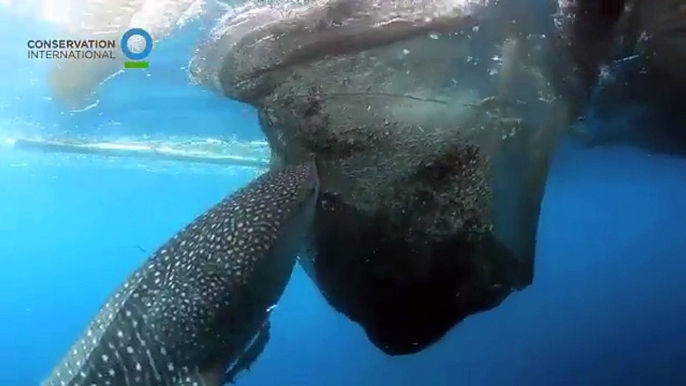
[42,161,319,386]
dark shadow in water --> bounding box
[571,56,686,155]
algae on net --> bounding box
[191,0,579,355]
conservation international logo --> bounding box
[26,28,153,69]
[121,28,153,69]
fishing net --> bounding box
[191,0,578,354]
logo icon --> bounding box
[121,28,152,69]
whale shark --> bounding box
[42,161,319,386]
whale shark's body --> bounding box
[43,162,319,386]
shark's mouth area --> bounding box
[191,0,481,104]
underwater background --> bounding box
[2,2,686,385]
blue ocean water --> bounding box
[2,5,686,386]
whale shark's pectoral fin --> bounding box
[171,320,272,386]
[170,320,271,386]
[223,320,272,385]
[172,366,225,386]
